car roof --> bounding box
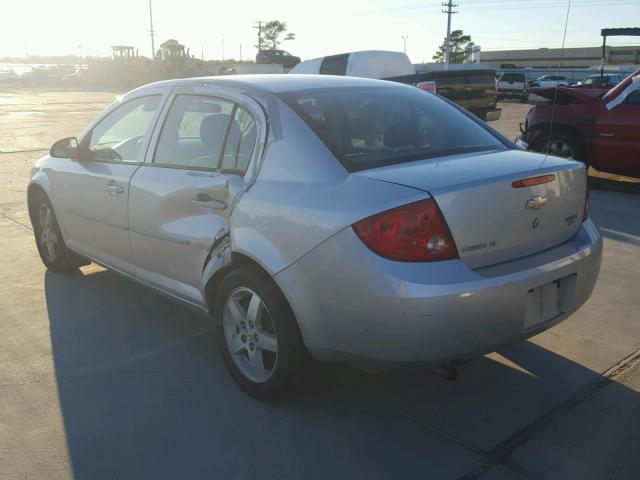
[133,74,409,94]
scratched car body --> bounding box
[28,75,602,398]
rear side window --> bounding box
[154,95,235,170]
[221,106,258,173]
[279,86,505,172]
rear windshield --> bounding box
[500,73,525,82]
[278,86,506,172]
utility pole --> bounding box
[148,0,156,59]
[442,0,458,66]
[221,39,225,62]
[401,35,408,54]
[240,44,243,62]
[253,21,266,52]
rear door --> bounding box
[593,89,640,172]
[128,87,262,304]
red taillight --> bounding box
[583,186,589,221]
[417,81,437,94]
[352,198,458,262]
[511,174,556,188]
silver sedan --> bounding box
[28,75,602,398]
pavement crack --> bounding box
[0,210,33,231]
[457,346,640,479]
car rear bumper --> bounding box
[275,220,602,366]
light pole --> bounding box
[401,35,408,54]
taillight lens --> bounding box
[352,198,458,262]
[417,81,437,94]
[583,186,589,222]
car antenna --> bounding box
[543,0,572,165]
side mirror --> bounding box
[50,137,80,159]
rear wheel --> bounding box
[215,267,306,399]
[31,191,77,272]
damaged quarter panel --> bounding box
[229,99,427,276]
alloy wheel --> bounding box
[222,287,278,383]
[38,203,59,262]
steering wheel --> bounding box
[189,155,218,168]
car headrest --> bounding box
[383,120,419,148]
[199,114,240,151]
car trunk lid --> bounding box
[355,150,587,269]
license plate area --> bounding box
[524,274,576,330]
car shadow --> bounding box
[589,188,640,246]
[45,267,640,479]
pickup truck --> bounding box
[386,67,501,121]
[290,51,501,122]
[518,68,640,178]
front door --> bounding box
[59,92,166,270]
[129,91,259,304]
[593,89,640,173]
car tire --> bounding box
[520,92,529,103]
[214,267,307,400]
[533,130,586,163]
[30,190,78,272]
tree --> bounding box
[432,30,473,64]
[255,21,296,51]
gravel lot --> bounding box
[1,89,639,480]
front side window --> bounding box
[279,86,505,172]
[154,95,235,169]
[88,95,161,163]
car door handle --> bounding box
[104,183,124,195]
[192,194,227,209]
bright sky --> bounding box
[2,0,639,62]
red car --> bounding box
[518,69,640,177]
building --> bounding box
[111,46,137,60]
[481,45,640,68]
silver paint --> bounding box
[28,75,602,367]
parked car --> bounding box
[518,69,640,177]
[29,75,601,399]
[529,75,571,88]
[292,51,500,121]
[574,73,623,89]
[256,49,300,69]
[497,72,528,102]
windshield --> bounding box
[603,68,640,100]
[278,86,506,172]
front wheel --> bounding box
[215,267,306,399]
[31,191,77,272]
[533,130,586,162]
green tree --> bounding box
[432,30,473,63]
[256,21,295,51]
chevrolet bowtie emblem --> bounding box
[526,195,548,210]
